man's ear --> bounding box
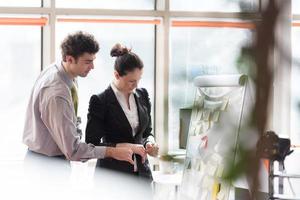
[66,55,75,64]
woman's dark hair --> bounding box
[110,43,143,76]
[61,31,99,62]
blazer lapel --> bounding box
[134,92,147,137]
[107,86,133,137]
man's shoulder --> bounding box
[43,82,69,99]
[46,84,69,97]
[38,66,70,99]
[39,63,58,78]
[41,77,70,99]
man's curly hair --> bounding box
[61,31,99,61]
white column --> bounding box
[272,0,292,137]
[155,0,170,154]
[41,0,56,68]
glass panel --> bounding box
[292,0,300,14]
[291,26,300,144]
[56,18,155,136]
[0,0,41,7]
[169,25,252,150]
[56,0,155,10]
[0,26,41,159]
[170,0,257,12]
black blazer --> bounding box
[85,86,154,178]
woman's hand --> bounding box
[116,143,147,163]
[145,142,159,157]
[105,147,134,165]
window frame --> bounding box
[0,0,294,153]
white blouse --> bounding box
[111,82,139,136]
[111,82,140,171]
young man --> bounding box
[23,31,134,164]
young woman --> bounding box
[85,44,159,179]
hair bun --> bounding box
[110,43,130,57]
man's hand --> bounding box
[105,147,134,165]
[145,142,159,157]
[117,143,147,163]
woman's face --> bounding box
[115,68,143,94]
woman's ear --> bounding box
[114,70,120,80]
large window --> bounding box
[169,21,252,150]
[292,0,300,14]
[55,18,155,135]
[0,25,41,159]
[291,24,300,144]
[0,0,297,157]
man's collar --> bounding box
[56,61,74,89]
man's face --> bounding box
[116,68,143,93]
[69,53,96,77]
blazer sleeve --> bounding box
[140,88,156,146]
[85,95,116,147]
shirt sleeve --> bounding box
[40,95,106,162]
